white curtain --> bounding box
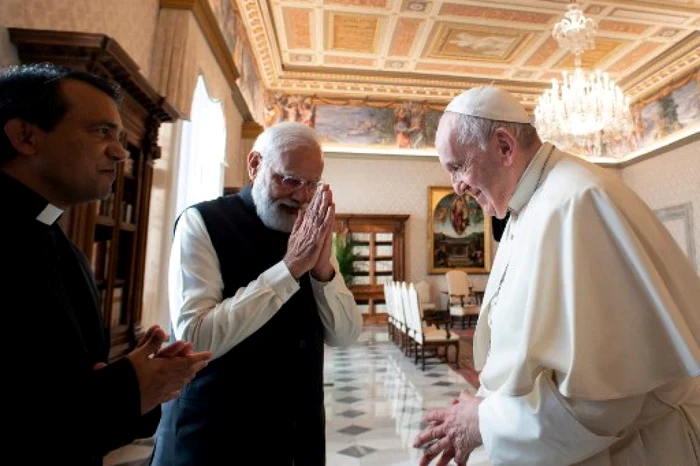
[175,75,227,217]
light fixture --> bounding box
[534,2,635,158]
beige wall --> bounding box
[324,138,700,309]
[0,27,18,65]
[622,136,700,272]
[0,0,159,73]
[323,153,491,309]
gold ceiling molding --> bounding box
[160,0,253,119]
[309,94,445,109]
[271,77,540,107]
[277,68,548,90]
[631,67,699,110]
[239,0,278,87]
[613,0,700,14]
[621,31,700,100]
[270,78,548,105]
[233,0,700,108]
[627,53,700,101]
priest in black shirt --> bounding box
[0,63,212,464]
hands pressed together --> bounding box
[129,325,212,414]
[284,184,335,282]
[95,325,212,415]
[414,390,483,466]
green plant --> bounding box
[332,231,356,286]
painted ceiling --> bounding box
[233,0,700,108]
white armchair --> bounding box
[445,270,480,328]
[414,280,436,313]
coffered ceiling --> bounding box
[235,0,700,108]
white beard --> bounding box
[251,176,302,232]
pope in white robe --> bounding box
[414,86,700,466]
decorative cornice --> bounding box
[270,79,542,108]
[277,68,550,91]
[160,0,252,119]
[632,67,698,110]
[621,31,700,101]
[238,0,277,88]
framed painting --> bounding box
[428,186,492,274]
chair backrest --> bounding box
[383,281,393,320]
[407,284,425,339]
[445,270,472,303]
[392,282,406,329]
[399,282,414,333]
[414,280,432,304]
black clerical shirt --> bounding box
[0,170,158,464]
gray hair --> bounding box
[446,112,539,152]
[251,121,322,167]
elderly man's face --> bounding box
[436,115,508,219]
[251,145,324,232]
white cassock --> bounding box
[468,143,700,466]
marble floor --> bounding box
[105,326,476,466]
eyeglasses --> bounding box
[272,172,323,192]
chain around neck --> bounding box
[508,145,554,219]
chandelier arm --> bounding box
[534,2,635,158]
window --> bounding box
[175,75,227,216]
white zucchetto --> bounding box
[446,86,532,124]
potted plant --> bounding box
[332,229,356,286]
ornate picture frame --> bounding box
[428,186,492,274]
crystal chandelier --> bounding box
[534,2,635,157]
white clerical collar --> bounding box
[508,143,555,215]
[36,204,64,225]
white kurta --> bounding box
[469,143,700,466]
[169,208,362,359]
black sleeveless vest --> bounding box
[152,185,326,466]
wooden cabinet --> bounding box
[9,28,179,360]
[334,214,409,324]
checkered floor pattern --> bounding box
[105,326,476,466]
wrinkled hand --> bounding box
[126,326,212,414]
[284,184,335,280]
[414,390,483,466]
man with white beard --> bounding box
[151,121,362,466]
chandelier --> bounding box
[534,2,635,157]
